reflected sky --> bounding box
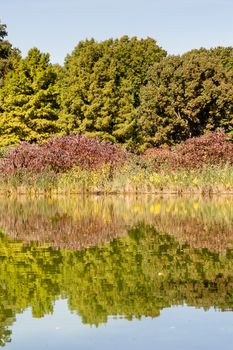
[8,300,233,350]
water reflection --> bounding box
[0,195,232,251]
[0,195,232,346]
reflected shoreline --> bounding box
[0,195,232,252]
[0,195,232,346]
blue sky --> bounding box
[1,0,232,64]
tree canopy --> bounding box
[0,47,60,146]
[138,49,233,147]
[0,22,20,87]
[0,21,232,149]
[59,36,166,146]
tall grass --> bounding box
[0,162,232,194]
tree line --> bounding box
[0,22,232,149]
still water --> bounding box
[0,195,233,349]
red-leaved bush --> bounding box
[143,131,233,169]
[0,135,128,174]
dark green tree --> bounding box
[59,36,166,146]
[0,22,20,87]
[138,49,233,148]
[0,48,60,146]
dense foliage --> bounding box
[0,48,60,146]
[0,22,20,87]
[0,21,232,149]
[0,131,231,173]
[59,36,166,146]
[0,132,232,195]
[0,134,127,174]
[143,131,233,170]
[139,48,233,147]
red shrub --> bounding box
[143,131,233,170]
[173,131,233,168]
[0,135,128,174]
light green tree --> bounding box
[0,48,60,146]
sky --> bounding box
[1,0,233,64]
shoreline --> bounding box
[0,187,233,196]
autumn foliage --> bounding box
[143,131,233,170]
[0,134,128,174]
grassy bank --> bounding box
[0,162,233,195]
[0,132,233,195]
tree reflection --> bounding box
[0,196,232,345]
[0,196,232,252]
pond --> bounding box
[0,195,233,349]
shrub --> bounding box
[143,131,233,170]
[142,146,172,170]
[173,130,233,168]
[0,134,128,175]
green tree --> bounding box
[138,49,233,148]
[0,48,60,146]
[59,36,166,146]
[0,22,20,87]
[197,46,233,71]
